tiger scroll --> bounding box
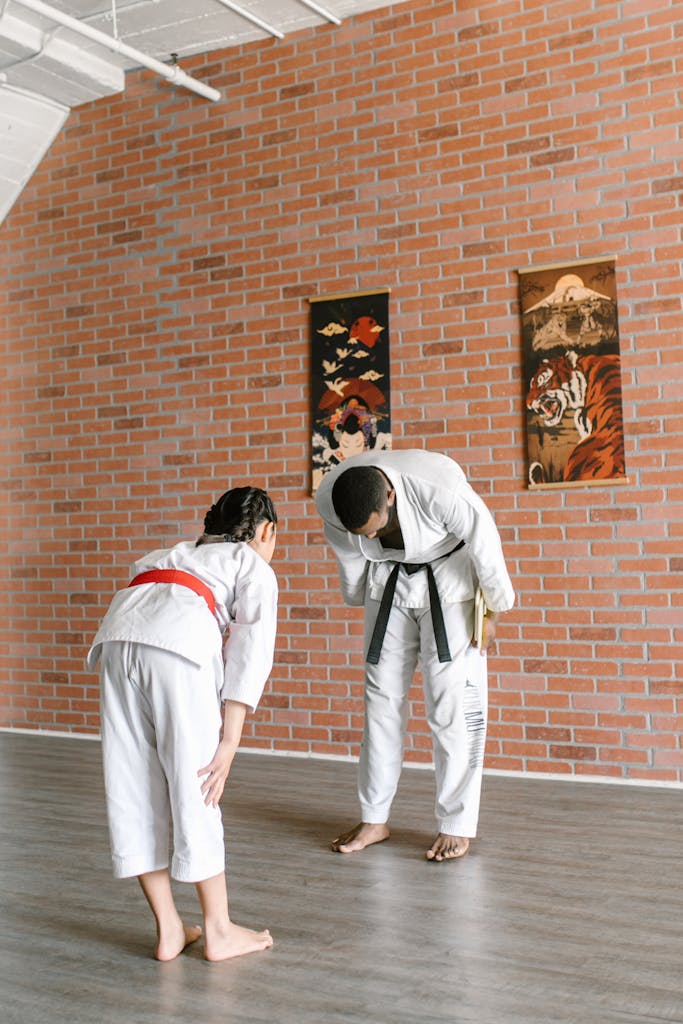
[518,256,628,490]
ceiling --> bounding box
[0,0,402,224]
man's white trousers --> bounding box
[360,596,487,837]
[99,640,226,882]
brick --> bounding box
[550,745,597,761]
[281,83,315,99]
[193,255,225,271]
[458,23,498,42]
[422,340,465,356]
[37,207,65,221]
[418,124,460,142]
[530,147,576,167]
[289,607,327,621]
[526,726,571,742]
[652,175,683,194]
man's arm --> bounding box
[321,520,369,606]
[315,473,369,606]
[437,476,515,614]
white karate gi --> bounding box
[315,449,515,837]
[87,541,278,882]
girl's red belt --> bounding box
[128,569,216,615]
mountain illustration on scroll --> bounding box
[519,258,627,489]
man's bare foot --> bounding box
[426,834,470,862]
[331,822,390,853]
[155,923,202,962]
[204,923,273,963]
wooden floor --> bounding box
[1,732,682,1024]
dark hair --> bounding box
[331,467,388,531]
[196,486,277,545]
[340,413,362,435]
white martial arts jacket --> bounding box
[87,541,278,711]
[315,449,515,613]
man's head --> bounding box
[331,467,396,538]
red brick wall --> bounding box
[1,0,681,781]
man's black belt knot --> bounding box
[366,541,465,666]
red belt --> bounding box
[128,569,216,615]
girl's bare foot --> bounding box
[204,922,273,962]
[426,834,470,862]
[331,821,390,853]
[155,922,202,962]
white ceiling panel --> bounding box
[0,10,44,66]
[6,46,124,105]
[0,83,67,219]
[0,0,406,226]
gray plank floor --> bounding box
[1,731,681,1024]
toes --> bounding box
[426,848,444,861]
[332,831,359,851]
[426,836,470,861]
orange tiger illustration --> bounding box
[526,350,625,484]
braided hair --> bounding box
[196,486,277,546]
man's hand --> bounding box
[479,611,500,655]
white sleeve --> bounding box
[440,482,515,613]
[221,575,278,711]
[315,472,369,606]
[322,520,369,607]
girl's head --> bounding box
[197,486,278,563]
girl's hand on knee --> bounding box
[198,700,248,807]
[198,741,235,807]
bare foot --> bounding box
[155,922,202,962]
[204,922,273,962]
[331,822,390,854]
[426,834,470,863]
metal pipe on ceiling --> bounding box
[297,0,341,25]
[9,0,221,101]
[212,0,284,39]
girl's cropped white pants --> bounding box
[359,595,487,838]
[99,640,226,882]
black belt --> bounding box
[366,541,465,666]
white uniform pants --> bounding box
[99,641,226,882]
[360,595,487,837]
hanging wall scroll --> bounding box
[518,256,628,489]
[309,288,392,494]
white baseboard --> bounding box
[2,726,681,790]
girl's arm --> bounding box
[197,699,248,808]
